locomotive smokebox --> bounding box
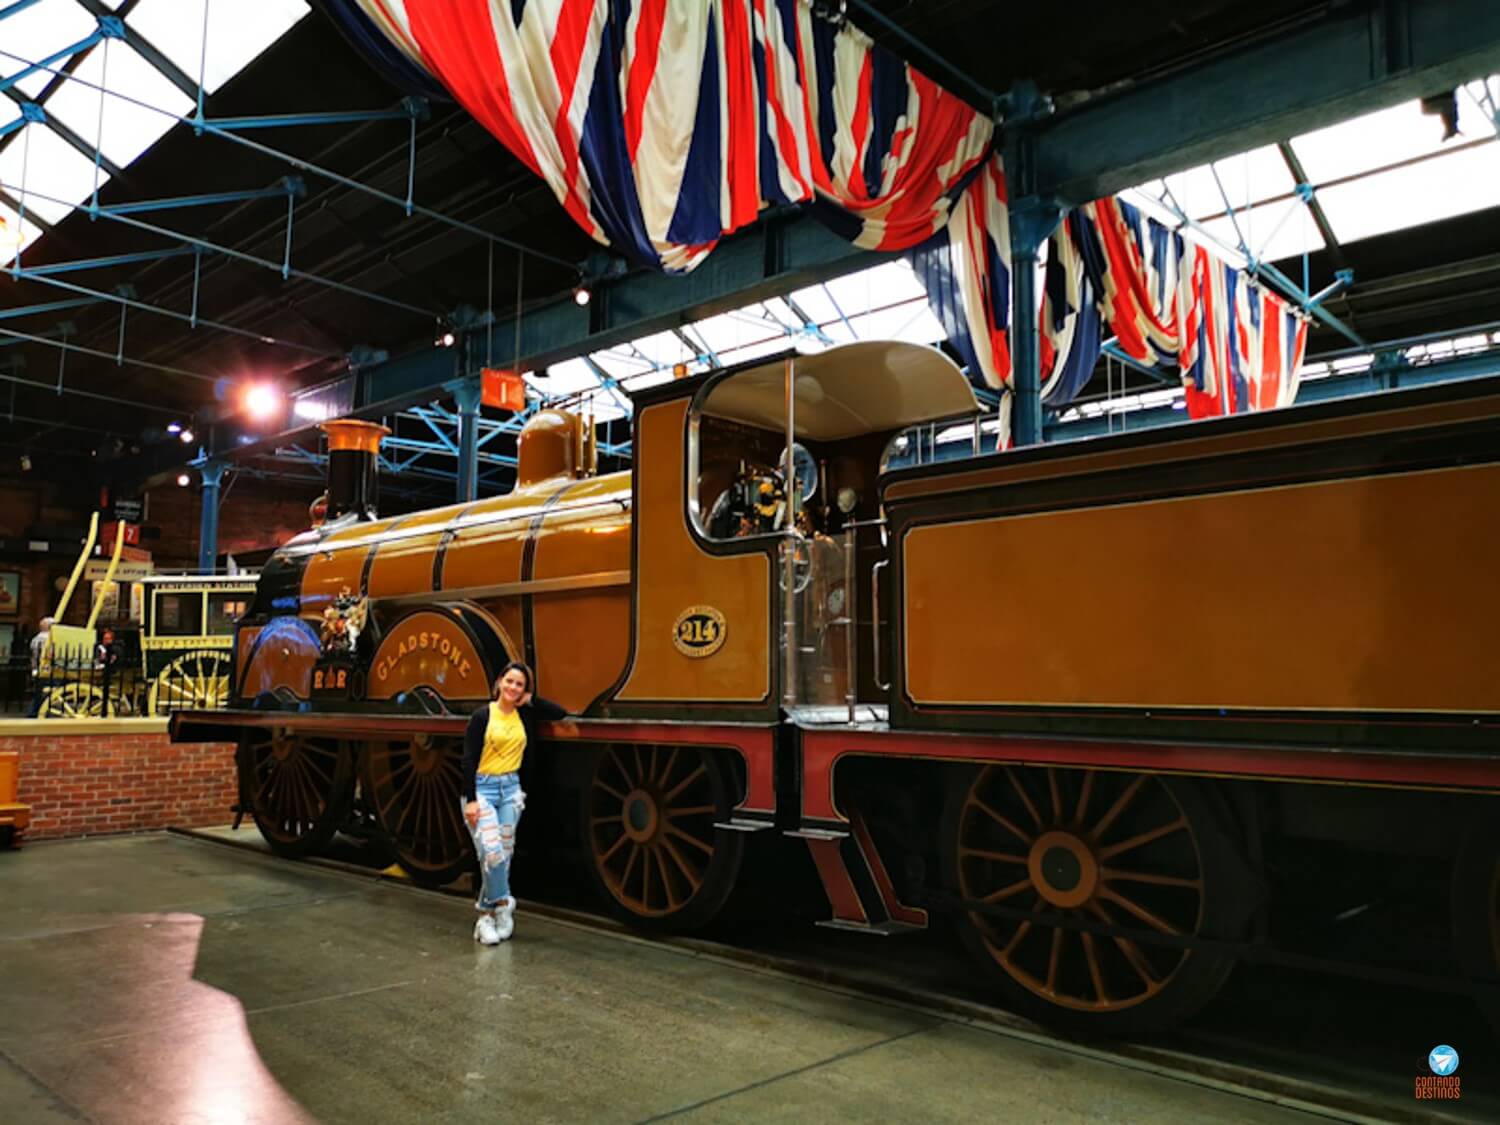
[319,419,390,521]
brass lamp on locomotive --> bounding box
[175,341,1500,1036]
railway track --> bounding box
[170,824,1494,1123]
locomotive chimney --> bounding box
[319,419,390,521]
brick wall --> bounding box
[4,720,236,841]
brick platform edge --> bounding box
[1,718,236,841]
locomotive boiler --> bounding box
[175,340,1500,1035]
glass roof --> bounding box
[1124,80,1500,267]
[0,0,309,266]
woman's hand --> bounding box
[519,691,533,708]
[464,800,480,829]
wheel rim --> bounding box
[362,735,470,880]
[242,730,348,847]
[956,766,1207,1013]
[588,746,720,918]
[152,652,230,714]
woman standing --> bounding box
[461,661,566,944]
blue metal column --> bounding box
[197,460,227,573]
[1001,83,1062,448]
[450,377,483,503]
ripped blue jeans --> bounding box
[468,772,524,910]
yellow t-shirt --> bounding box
[477,703,527,776]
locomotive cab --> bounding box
[607,340,978,721]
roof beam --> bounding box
[1028,0,1500,204]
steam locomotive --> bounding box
[174,340,1500,1035]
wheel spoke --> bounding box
[1088,901,1160,989]
[970,796,1033,846]
[1074,770,1095,826]
[607,749,633,789]
[1080,930,1109,1004]
[655,847,679,910]
[655,746,680,787]
[1098,885,1183,936]
[980,876,1033,905]
[664,804,715,819]
[620,842,642,889]
[1091,774,1147,841]
[1101,867,1202,890]
[598,831,629,865]
[663,764,706,804]
[958,847,1028,865]
[1045,928,1063,993]
[664,821,714,855]
[659,833,703,893]
[1047,768,1062,822]
[1004,768,1044,831]
[1098,817,1187,861]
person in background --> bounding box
[27,617,53,718]
[460,661,566,945]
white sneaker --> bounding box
[474,912,500,945]
[494,899,515,941]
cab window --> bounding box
[155,593,203,636]
[207,593,249,635]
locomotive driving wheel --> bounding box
[236,730,354,859]
[583,745,744,932]
[361,735,472,886]
[944,765,1241,1036]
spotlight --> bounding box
[436,331,456,348]
[179,429,195,444]
[573,285,591,307]
[242,382,284,423]
[19,454,30,471]
[166,421,182,434]
[176,472,190,487]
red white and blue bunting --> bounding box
[323,0,1307,436]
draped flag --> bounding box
[328,0,1306,436]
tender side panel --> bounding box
[903,462,1499,715]
[615,400,772,704]
[530,476,632,713]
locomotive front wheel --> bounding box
[362,735,472,887]
[943,765,1241,1036]
[583,745,744,932]
[236,730,354,859]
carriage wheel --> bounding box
[361,735,472,887]
[40,683,105,718]
[236,730,354,859]
[582,745,744,932]
[149,652,231,716]
[944,765,1241,1036]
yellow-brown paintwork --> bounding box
[616,400,771,703]
[367,610,490,701]
[903,463,1500,713]
[321,419,390,454]
[531,474,632,712]
[885,392,1500,503]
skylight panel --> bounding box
[126,0,310,96]
[0,122,110,224]
[784,285,839,325]
[44,41,194,168]
[846,299,945,345]
[1290,100,1455,185]
[1316,140,1500,244]
[0,0,95,99]
[1195,195,1325,264]
[527,358,598,398]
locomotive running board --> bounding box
[803,808,927,934]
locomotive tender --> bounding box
[174,340,1500,1034]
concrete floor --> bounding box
[0,835,1322,1125]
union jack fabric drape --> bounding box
[323,0,1306,434]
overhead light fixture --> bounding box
[241,381,285,423]
[166,422,182,435]
[180,429,195,444]
[573,285,591,307]
[176,473,191,487]
[436,331,456,348]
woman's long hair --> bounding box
[493,660,534,700]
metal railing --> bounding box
[0,648,234,719]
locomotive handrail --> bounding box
[870,558,890,692]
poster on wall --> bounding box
[0,571,19,618]
[0,623,14,659]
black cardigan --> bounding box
[461,696,566,801]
